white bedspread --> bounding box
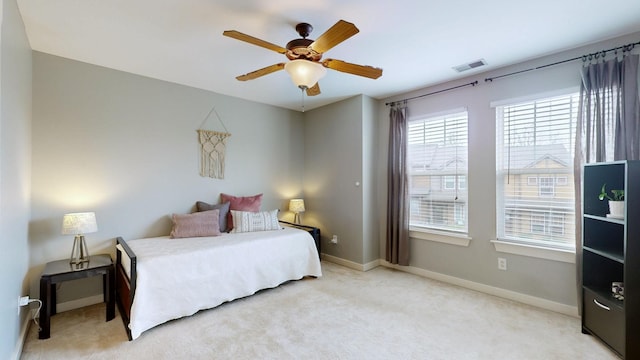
[125,227,322,339]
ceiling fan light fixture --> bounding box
[284,59,326,89]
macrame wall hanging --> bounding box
[197,106,231,179]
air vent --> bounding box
[453,59,487,73]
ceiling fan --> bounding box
[223,20,383,96]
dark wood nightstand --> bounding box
[39,254,115,339]
[280,221,321,258]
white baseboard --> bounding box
[13,309,37,360]
[321,254,380,272]
[362,259,381,271]
[322,254,578,317]
[380,260,579,318]
[56,294,104,313]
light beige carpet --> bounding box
[21,262,616,360]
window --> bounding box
[556,176,568,186]
[530,214,545,234]
[408,110,468,233]
[443,175,466,190]
[496,93,578,250]
[443,176,456,190]
[530,213,565,235]
[454,203,466,226]
[538,177,555,197]
[458,175,467,190]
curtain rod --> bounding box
[385,80,478,106]
[485,40,640,83]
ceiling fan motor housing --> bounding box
[285,23,322,61]
[286,38,322,61]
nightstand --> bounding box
[38,254,115,339]
[280,221,321,258]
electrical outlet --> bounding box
[331,235,338,244]
[18,296,29,315]
[498,257,507,271]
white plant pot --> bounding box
[608,200,625,219]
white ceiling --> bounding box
[17,0,640,111]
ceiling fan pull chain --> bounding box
[301,87,306,112]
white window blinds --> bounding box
[496,93,579,249]
[408,110,468,233]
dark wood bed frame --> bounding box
[115,237,136,340]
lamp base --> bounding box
[293,213,302,224]
[70,235,90,265]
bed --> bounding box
[115,226,322,340]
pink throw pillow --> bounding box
[169,210,221,238]
[220,193,263,231]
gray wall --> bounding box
[29,52,305,303]
[377,32,640,307]
[304,96,363,262]
[362,96,379,264]
[0,0,32,358]
[304,95,379,265]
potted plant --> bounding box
[599,184,625,218]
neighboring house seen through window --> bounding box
[538,177,555,197]
[496,92,578,250]
[408,110,468,234]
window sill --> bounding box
[409,227,471,247]
[491,239,575,263]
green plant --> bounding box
[599,184,625,201]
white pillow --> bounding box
[230,209,282,233]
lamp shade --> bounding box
[284,60,326,88]
[289,199,306,213]
[62,212,98,235]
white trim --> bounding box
[321,254,381,272]
[362,259,381,271]
[56,294,104,313]
[12,309,36,360]
[380,260,578,317]
[491,239,575,263]
[409,228,471,247]
[490,86,580,108]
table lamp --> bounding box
[62,212,98,265]
[289,199,305,224]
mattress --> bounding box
[118,227,322,339]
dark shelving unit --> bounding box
[582,160,640,359]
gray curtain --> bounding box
[574,53,640,313]
[386,104,410,265]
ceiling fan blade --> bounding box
[223,30,287,54]
[322,59,383,79]
[236,63,285,81]
[309,20,359,54]
[306,83,321,96]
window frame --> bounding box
[407,109,469,236]
[494,90,579,252]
